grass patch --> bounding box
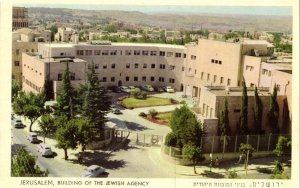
[121,97,175,108]
[144,111,173,126]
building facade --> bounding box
[12,7,29,31]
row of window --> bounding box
[76,49,186,58]
[23,78,42,92]
[211,59,222,64]
[16,48,36,55]
[200,72,231,86]
[57,73,75,81]
[245,65,254,71]
[23,64,43,76]
[262,69,272,77]
[88,63,177,70]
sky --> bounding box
[15,4,292,16]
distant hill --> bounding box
[28,7,292,33]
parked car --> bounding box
[27,132,39,143]
[141,85,154,92]
[163,86,175,93]
[13,118,23,128]
[128,86,135,90]
[153,86,164,92]
[81,165,106,177]
[119,86,131,93]
[111,108,122,114]
[37,143,53,157]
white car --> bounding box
[142,85,154,92]
[163,86,175,93]
[81,165,106,177]
[37,143,53,157]
[119,86,131,93]
[27,132,39,143]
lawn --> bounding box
[121,96,175,108]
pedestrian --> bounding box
[215,157,219,166]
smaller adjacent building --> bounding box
[192,86,290,136]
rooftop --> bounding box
[203,86,270,97]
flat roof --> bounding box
[204,86,270,97]
[42,42,186,50]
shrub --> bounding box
[139,112,146,117]
[180,100,186,104]
[165,132,177,147]
[140,91,147,99]
[131,88,141,98]
[226,169,238,179]
[148,109,158,118]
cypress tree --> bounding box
[239,78,248,135]
[268,84,279,134]
[218,97,231,136]
[54,63,76,119]
[82,61,111,130]
[253,86,263,134]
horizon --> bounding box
[15,4,292,16]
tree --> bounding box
[11,147,48,177]
[273,136,291,162]
[239,78,249,135]
[165,132,177,147]
[81,62,111,130]
[12,79,21,102]
[43,77,53,101]
[74,117,95,152]
[268,85,280,134]
[38,114,56,143]
[13,92,45,132]
[55,116,77,160]
[131,88,141,98]
[239,143,255,169]
[54,63,76,120]
[182,144,205,174]
[169,105,204,148]
[49,25,58,42]
[253,86,263,134]
[218,97,231,153]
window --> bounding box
[195,69,197,74]
[169,65,175,70]
[268,71,272,77]
[134,76,138,81]
[160,64,165,69]
[16,49,19,55]
[111,64,115,69]
[227,79,231,86]
[142,50,148,55]
[191,55,197,60]
[70,73,75,80]
[207,73,210,81]
[188,68,192,73]
[95,64,99,69]
[32,49,34,52]
[126,63,130,68]
[134,50,140,55]
[211,59,214,63]
[14,61,20,66]
[150,51,157,56]
[103,65,107,69]
[142,76,146,81]
[214,75,217,83]
[167,52,173,57]
[175,53,181,58]
[77,50,84,55]
[220,77,224,84]
[182,67,185,71]
[126,76,130,81]
[262,69,268,75]
[143,64,147,68]
[85,50,92,55]
[246,65,254,71]
[183,53,187,58]
[111,77,115,82]
[102,50,109,55]
[151,64,155,68]
[58,73,62,81]
[94,50,101,55]
[125,50,132,55]
[150,77,155,81]
[169,78,175,83]
[159,77,165,82]
[135,64,139,68]
[102,77,107,82]
[110,50,117,55]
[159,51,165,56]
[234,109,241,113]
[60,52,64,56]
[218,60,222,64]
